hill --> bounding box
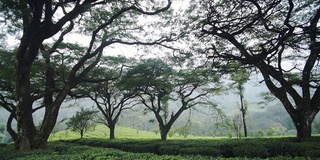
[48,124,217,141]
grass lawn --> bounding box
[48,124,222,141]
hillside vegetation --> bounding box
[49,124,220,141]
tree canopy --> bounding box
[194,0,320,140]
[65,107,97,138]
[0,0,174,150]
[121,58,221,140]
[0,0,319,151]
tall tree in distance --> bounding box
[196,0,320,141]
[230,69,250,137]
[65,107,97,139]
[1,0,173,150]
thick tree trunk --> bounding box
[109,124,116,139]
[15,106,38,150]
[15,62,38,150]
[159,126,169,141]
[293,111,315,141]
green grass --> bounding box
[49,125,159,141]
[49,124,220,141]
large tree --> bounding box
[1,0,173,150]
[122,58,220,140]
[195,0,320,140]
[73,56,140,139]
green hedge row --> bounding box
[66,137,320,158]
[0,142,212,160]
[1,140,318,159]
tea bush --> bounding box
[65,137,320,159]
[2,137,319,159]
[0,142,208,160]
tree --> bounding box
[65,107,97,138]
[80,56,139,139]
[122,58,220,140]
[231,114,243,138]
[1,0,173,150]
[230,69,250,137]
[0,50,18,142]
[195,0,320,141]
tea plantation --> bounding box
[1,137,320,159]
[1,126,319,159]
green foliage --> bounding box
[168,129,175,137]
[0,142,199,160]
[120,58,173,91]
[258,130,264,138]
[64,137,320,159]
[152,128,159,135]
[175,124,192,138]
[227,131,233,138]
[179,146,221,157]
[266,127,275,137]
[66,108,97,138]
[49,125,162,141]
[233,144,269,158]
[230,69,250,86]
[1,137,320,159]
[195,0,320,140]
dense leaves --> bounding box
[0,0,174,150]
[65,108,97,139]
[195,0,320,140]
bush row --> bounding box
[1,141,317,160]
[65,137,320,158]
[0,142,210,160]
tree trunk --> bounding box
[15,105,37,150]
[159,126,169,141]
[80,130,84,138]
[293,111,316,141]
[109,123,116,139]
[7,113,17,142]
[15,62,38,150]
[239,94,247,137]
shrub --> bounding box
[257,130,264,138]
[219,142,234,158]
[180,147,221,157]
[233,144,269,158]
[227,131,233,138]
[266,128,274,137]
[158,145,180,155]
[168,129,175,137]
[63,137,320,159]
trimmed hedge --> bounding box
[1,141,317,160]
[65,137,320,159]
